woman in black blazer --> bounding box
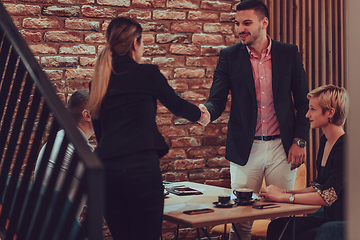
[260,85,349,240]
[88,17,201,240]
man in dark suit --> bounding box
[198,0,309,239]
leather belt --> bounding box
[254,135,281,141]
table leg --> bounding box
[278,216,294,240]
[231,223,242,240]
[174,225,213,240]
[200,227,213,240]
[174,224,179,240]
[223,223,227,240]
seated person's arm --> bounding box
[282,191,328,206]
[260,185,328,206]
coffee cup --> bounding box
[233,188,253,202]
[218,195,230,205]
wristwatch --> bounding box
[293,138,306,148]
[289,194,295,203]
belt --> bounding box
[254,135,281,141]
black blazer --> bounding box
[92,55,201,160]
[205,40,309,166]
[315,134,345,222]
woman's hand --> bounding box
[259,185,287,202]
[197,104,210,126]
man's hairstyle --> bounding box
[307,84,349,126]
[67,89,90,123]
[236,0,270,21]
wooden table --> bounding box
[164,182,320,239]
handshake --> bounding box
[197,104,211,126]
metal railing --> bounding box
[0,1,103,239]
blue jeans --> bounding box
[315,221,346,240]
[267,207,327,240]
[103,151,164,240]
[267,216,324,240]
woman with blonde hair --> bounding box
[89,17,202,240]
[260,84,349,240]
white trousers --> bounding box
[229,138,297,240]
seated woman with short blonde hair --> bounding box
[260,84,349,240]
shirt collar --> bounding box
[77,126,95,151]
[77,126,88,140]
[246,35,272,57]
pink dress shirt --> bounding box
[247,35,280,137]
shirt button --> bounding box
[259,62,262,65]
[262,120,265,123]
[262,106,265,108]
[262,92,265,94]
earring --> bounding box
[328,118,331,123]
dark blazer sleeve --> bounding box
[315,135,345,196]
[290,45,310,140]
[153,66,201,122]
[272,41,309,154]
[320,145,344,196]
[313,135,345,221]
[204,48,231,121]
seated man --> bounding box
[35,89,94,217]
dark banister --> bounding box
[0,1,104,239]
[0,1,102,172]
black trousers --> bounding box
[266,216,325,240]
[103,151,164,240]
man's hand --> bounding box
[197,104,210,126]
[288,143,306,170]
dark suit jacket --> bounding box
[205,40,309,166]
[315,134,345,222]
[92,55,201,160]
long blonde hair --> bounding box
[89,17,142,118]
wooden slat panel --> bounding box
[274,0,281,41]
[332,0,338,86]
[264,0,344,183]
[294,0,301,49]
[267,0,275,38]
[287,0,293,44]
[340,0,345,88]
[281,0,286,42]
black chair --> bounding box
[0,2,103,240]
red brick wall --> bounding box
[4,0,239,238]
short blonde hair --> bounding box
[307,84,349,126]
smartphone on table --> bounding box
[183,208,214,215]
[252,203,280,209]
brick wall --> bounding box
[4,0,240,239]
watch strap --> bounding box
[289,194,295,203]
[293,138,306,148]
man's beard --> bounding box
[239,25,262,46]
